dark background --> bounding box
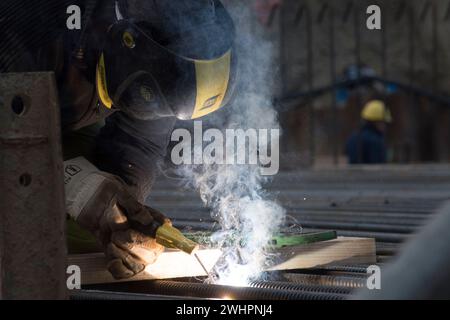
[223,0,450,168]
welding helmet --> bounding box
[96,0,237,120]
[361,100,392,123]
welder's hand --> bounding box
[64,157,169,279]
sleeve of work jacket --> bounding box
[94,112,177,202]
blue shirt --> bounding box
[345,123,387,164]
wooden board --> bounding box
[70,248,222,285]
[268,236,376,271]
[69,237,376,285]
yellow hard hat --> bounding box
[361,100,392,123]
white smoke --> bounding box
[178,0,285,286]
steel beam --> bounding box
[0,72,67,299]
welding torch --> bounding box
[155,223,199,254]
[112,204,199,254]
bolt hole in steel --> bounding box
[11,95,28,116]
[19,173,32,187]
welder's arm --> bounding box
[64,157,171,279]
[65,113,176,279]
[93,113,177,202]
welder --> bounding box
[1,0,237,279]
[345,100,392,164]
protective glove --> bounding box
[64,157,168,279]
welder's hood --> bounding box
[97,0,237,120]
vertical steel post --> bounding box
[296,4,315,167]
[329,5,338,166]
[306,5,315,167]
[431,0,438,94]
[381,2,388,79]
[447,0,450,162]
[0,72,67,299]
[408,4,418,162]
[278,3,286,96]
[431,0,441,161]
[353,1,362,111]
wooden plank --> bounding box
[269,237,376,271]
[70,249,223,285]
[70,237,376,285]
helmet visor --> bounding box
[100,3,236,120]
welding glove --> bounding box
[64,157,169,279]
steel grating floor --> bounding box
[77,165,450,300]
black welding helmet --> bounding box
[96,0,237,120]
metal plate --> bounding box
[0,72,67,299]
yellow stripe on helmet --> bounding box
[96,54,113,109]
[191,51,231,119]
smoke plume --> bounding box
[178,0,285,286]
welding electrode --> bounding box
[156,224,211,276]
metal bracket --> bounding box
[0,72,67,299]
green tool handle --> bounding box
[184,230,337,248]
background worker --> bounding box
[1,0,237,279]
[345,100,392,164]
